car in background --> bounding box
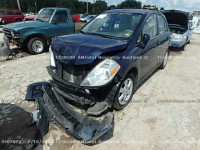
[3,8,75,55]
[26,9,171,141]
[72,14,80,22]
[80,15,96,23]
[192,16,199,28]
[162,10,193,50]
[0,10,24,24]
[80,14,88,19]
[24,15,36,21]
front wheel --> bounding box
[113,74,135,110]
[27,37,47,54]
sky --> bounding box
[81,0,200,12]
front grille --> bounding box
[62,65,87,84]
[3,28,12,38]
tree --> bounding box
[117,0,142,9]
[94,0,107,14]
[160,7,165,10]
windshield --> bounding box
[35,9,55,22]
[81,13,142,39]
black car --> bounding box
[26,9,171,142]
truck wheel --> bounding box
[113,74,136,110]
[27,37,47,54]
[180,44,186,51]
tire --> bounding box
[159,50,169,69]
[27,37,47,54]
[113,74,136,110]
[180,44,186,51]
[187,40,190,44]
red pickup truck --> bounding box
[0,10,24,24]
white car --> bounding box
[80,15,96,23]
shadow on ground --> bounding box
[0,103,43,150]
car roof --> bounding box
[0,10,21,11]
[41,7,69,11]
[104,9,158,14]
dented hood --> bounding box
[52,33,128,65]
[162,10,189,28]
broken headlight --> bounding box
[81,59,120,87]
[11,31,20,38]
[50,49,56,67]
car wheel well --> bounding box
[24,34,47,45]
[125,67,138,81]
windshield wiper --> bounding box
[87,32,120,40]
[79,30,86,34]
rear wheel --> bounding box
[27,37,47,54]
[113,74,135,110]
[159,50,169,69]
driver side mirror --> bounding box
[143,34,150,45]
[138,34,150,49]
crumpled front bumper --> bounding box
[26,82,114,142]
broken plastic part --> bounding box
[26,82,114,142]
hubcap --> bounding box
[32,40,44,53]
[163,51,168,67]
[118,78,133,105]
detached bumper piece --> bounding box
[26,82,114,142]
[0,35,11,58]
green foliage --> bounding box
[0,0,142,14]
[117,0,142,9]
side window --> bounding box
[158,15,167,34]
[16,11,21,15]
[7,11,14,15]
[143,15,158,39]
[53,11,69,24]
[0,11,6,15]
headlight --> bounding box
[81,59,120,87]
[50,49,56,67]
[11,31,20,37]
[173,35,186,40]
[11,31,15,37]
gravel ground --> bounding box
[0,32,200,150]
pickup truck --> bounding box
[2,8,75,55]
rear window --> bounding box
[16,11,21,15]
[7,11,15,15]
[0,11,6,15]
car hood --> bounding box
[3,21,49,31]
[162,10,189,28]
[52,34,128,65]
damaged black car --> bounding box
[26,9,171,142]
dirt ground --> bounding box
[0,28,200,150]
